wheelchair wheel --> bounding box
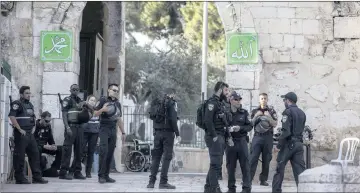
[125,150,146,172]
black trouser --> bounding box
[272,141,306,193]
[39,146,63,170]
[98,124,117,178]
[60,124,83,175]
[226,137,251,192]
[249,133,273,182]
[13,128,43,181]
[149,130,175,184]
[218,145,225,179]
[204,134,225,190]
[82,132,98,173]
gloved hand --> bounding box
[229,126,240,132]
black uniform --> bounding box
[203,95,228,192]
[95,96,122,182]
[218,100,231,180]
[272,104,306,193]
[8,99,44,183]
[59,95,85,178]
[149,97,180,187]
[249,105,277,184]
[226,108,252,193]
[34,119,62,173]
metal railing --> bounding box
[122,106,206,148]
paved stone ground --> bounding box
[2,173,297,192]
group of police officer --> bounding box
[8,83,126,184]
[202,81,307,193]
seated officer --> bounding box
[34,111,62,177]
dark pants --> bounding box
[226,137,251,192]
[13,128,42,181]
[60,124,83,175]
[98,124,117,178]
[149,130,175,184]
[250,133,273,182]
[218,145,225,179]
[204,134,225,190]
[40,146,63,170]
[272,141,306,193]
[82,132,99,173]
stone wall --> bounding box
[0,76,13,183]
[217,2,360,170]
[0,1,125,144]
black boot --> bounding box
[98,177,106,184]
[32,177,48,184]
[74,172,86,180]
[260,181,269,186]
[86,171,91,178]
[15,179,31,184]
[159,183,176,189]
[105,176,116,183]
[147,181,155,188]
[59,173,73,180]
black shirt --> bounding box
[34,119,55,148]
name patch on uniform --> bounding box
[208,104,214,111]
[12,104,19,110]
[282,115,288,122]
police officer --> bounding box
[203,81,230,193]
[8,86,48,184]
[218,91,233,181]
[249,93,278,186]
[59,84,87,180]
[94,83,126,183]
[147,88,181,189]
[226,92,252,193]
[272,92,306,193]
[34,111,62,177]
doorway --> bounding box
[79,1,104,99]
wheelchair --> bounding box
[124,139,153,172]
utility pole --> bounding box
[201,1,208,102]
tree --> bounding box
[125,2,225,52]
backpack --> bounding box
[196,99,209,129]
[149,97,167,123]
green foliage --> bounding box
[125,36,224,115]
[125,2,225,51]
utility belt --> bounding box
[289,136,303,142]
[16,116,35,127]
[254,130,273,136]
[154,128,173,132]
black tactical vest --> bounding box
[153,99,172,129]
[15,100,35,128]
[210,97,226,130]
[67,96,83,124]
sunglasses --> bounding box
[71,88,79,92]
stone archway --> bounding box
[215,1,360,179]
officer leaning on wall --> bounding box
[8,85,48,184]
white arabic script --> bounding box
[44,36,68,54]
[231,36,256,60]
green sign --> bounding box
[40,31,72,62]
[227,33,258,64]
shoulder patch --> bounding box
[12,104,19,110]
[62,100,69,107]
[208,103,214,111]
[282,115,288,122]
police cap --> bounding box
[281,92,297,103]
[231,91,242,100]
